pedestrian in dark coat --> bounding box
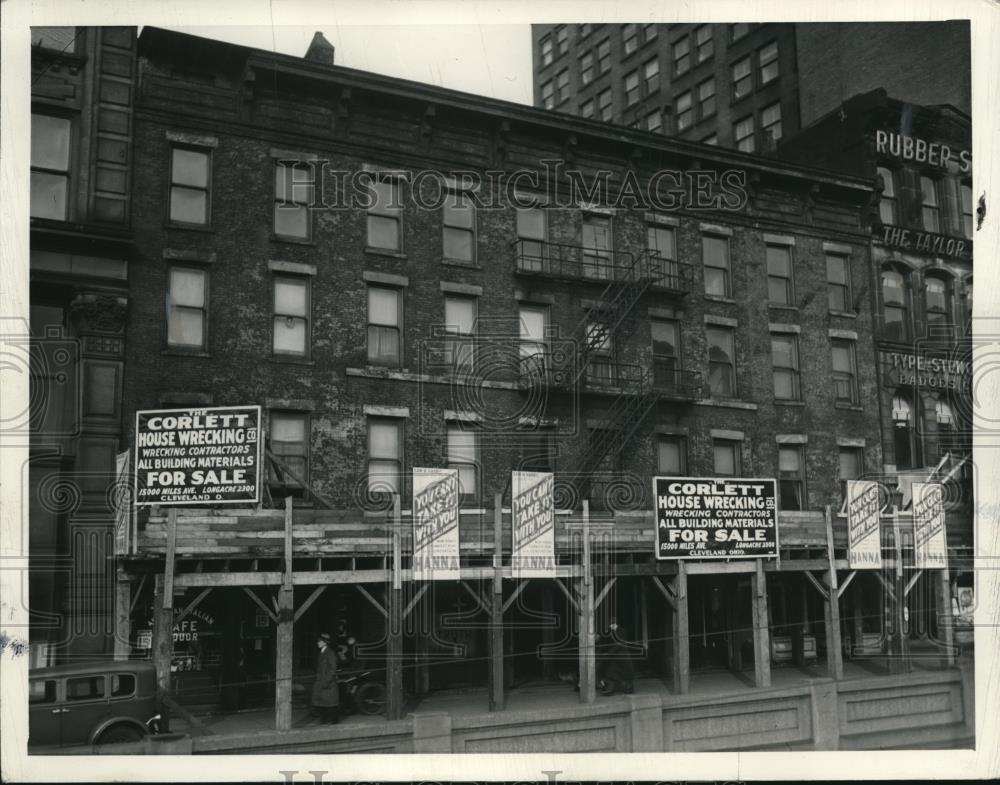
[311,633,340,723]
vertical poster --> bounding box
[912,482,948,568]
[511,471,555,577]
[847,480,882,569]
[412,468,461,580]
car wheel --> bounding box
[355,682,386,715]
[96,725,144,745]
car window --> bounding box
[29,680,56,704]
[110,673,136,697]
[66,675,105,701]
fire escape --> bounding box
[513,238,702,508]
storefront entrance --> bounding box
[687,574,755,672]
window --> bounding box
[713,439,741,477]
[516,206,547,269]
[541,34,553,66]
[698,77,716,118]
[586,321,615,385]
[877,167,897,224]
[826,253,852,312]
[758,41,779,84]
[520,431,556,473]
[272,276,310,357]
[582,214,612,278]
[778,445,805,510]
[580,52,594,86]
[269,412,309,489]
[647,223,678,285]
[32,27,79,52]
[367,286,401,367]
[766,244,794,305]
[166,267,207,349]
[448,424,479,504]
[771,333,801,401]
[936,399,954,427]
[367,175,403,251]
[761,102,782,143]
[960,182,974,238]
[672,36,690,75]
[443,187,476,262]
[597,88,613,121]
[657,436,687,474]
[368,417,403,498]
[831,339,858,404]
[519,305,548,378]
[731,23,750,41]
[556,26,569,54]
[581,99,595,119]
[695,25,713,62]
[707,325,736,397]
[892,393,923,469]
[30,113,71,220]
[556,69,570,103]
[644,24,658,42]
[273,161,313,239]
[651,318,681,390]
[110,674,136,697]
[838,448,864,503]
[646,110,662,132]
[66,676,104,701]
[962,277,973,327]
[675,91,693,131]
[732,57,752,100]
[702,133,718,146]
[920,176,941,233]
[597,38,611,73]
[643,58,660,93]
[925,275,951,328]
[29,680,56,704]
[444,295,476,374]
[734,115,755,152]
[624,71,640,105]
[623,23,638,55]
[579,24,593,39]
[169,147,210,225]
[881,268,910,342]
[702,234,731,297]
[541,79,555,109]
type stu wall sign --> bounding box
[653,477,778,560]
[134,406,262,506]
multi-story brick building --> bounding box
[28,26,138,664]
[25,25,974,751]
[531,22,970,152]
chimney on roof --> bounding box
[304,32,335,65]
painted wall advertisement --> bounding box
[511,471,555,577]
[134,406,262,506]
[912,482,948,569]
[847,480,883,569]
[653,477,778,560]
[412,467,461,580]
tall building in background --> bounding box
[531,22,970,151]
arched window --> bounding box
[892,392,924,470]
[962,276,973,332]
[924,273,952,332]
[881,267,911,342]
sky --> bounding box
[162,25,534,105]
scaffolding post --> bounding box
[114,567,132,661]
[275,497,295,731]
[386,494,405,720]
[752,558,771,688]
[578,501,596,704]
[489,494,504,711]
[824,505,844,679]
[889,508,908,674]
[672,562,689,694]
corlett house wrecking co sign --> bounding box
[134,406,262,506]
[654,477,778,560]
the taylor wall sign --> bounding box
[878,225,970,261]
[882,350,971,393]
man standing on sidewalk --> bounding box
[312,633,340,724]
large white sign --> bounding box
[912,482,948,569]
[847,480,882,569]
[412,468,461,580]
[511,471,555,577]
